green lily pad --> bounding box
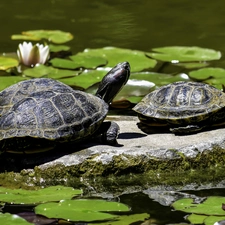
[205,78,225,90]
[70,53,107,69]
[126,96,143,104]
[175,62,209,69]
[59,69,107,89]
[187,214,225,225]
[49,44,71,52]
[187,214,207,224]
[35,199,130,222]
[0,213,33,225]
[204,216,225,225]
[50,58,80,69]
[82,47,157,72]
[189,67,225,81]
[12,30,73,44]
[172,197,225,215]
[130,72,189,87]
[0,57,19,70]
[0,77,27,91]
[23,65,79,79]
[11,34,41,41]
[0,186,82,204]
[114,79,155,103]
[146,46,221,62]
[91,213,149,225]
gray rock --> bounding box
[0,115,225,188]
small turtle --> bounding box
[0,62,130,153]
[133,81,225,134]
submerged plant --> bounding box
[17,41,49,67]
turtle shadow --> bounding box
[118,132,147,139]
[0,138,125,172]
[136,122,225,135]
[136,122,171,134]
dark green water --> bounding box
[2,0,225,56]
[1,0,225,224]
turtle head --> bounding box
[95,62,130,104]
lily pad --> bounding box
[0,77,27,91]
[175,62,209,69]
[35,199,130,222]
[204,216,225,225]
[0,213,33,225]
[0,57,19,70]
[187,214,225,225]
[49,44,71,52]
[187,214,207,224]
[70,53,107,69]
[130,71,189,87]
[50,58,81,69]
[82,47,157,72]
[11,34,41,41]
[146,46,221,62]
[23,65,79,79]
[59,69,108,89]
[114,79,155,103]
[0,186,82,204]
[12,30,73,44]
[91,213,149,225]
[189,67,225,81]
[172,197,225,215]
[205,78,225,90]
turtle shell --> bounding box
[133,81,225,125]
[0,78,108,151]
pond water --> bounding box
[1,0,225,224]
[2,0,225,57]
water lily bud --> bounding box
[17,42,50,67]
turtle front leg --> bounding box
[97,121,120,145]
[170,124,204,134]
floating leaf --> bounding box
[0,57,19,70]
[59,69,107,89]
[0,213,33,225]
[50,58,80,69]
[114,79,155,103]
[0,77,27,91]
[187,214,207,224]
[189,67,225,81]
[49,44,71,52]
[35,199,130,222]
[175,62,209,69]
[205,78,225,90]
[0,186,82,204]
[11,34,40,41]
[91,213,149,225]
[70,53,107,69]
[130,71,189,87]
[23,65,79,79]
[204,216,225,225]
[172,197,225,216]
[146,46,221,62]
[12,30,73,44]
[83,47,157,72]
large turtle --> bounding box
[133,81,225,134]
[0,62,130,153]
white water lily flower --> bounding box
[17,42,50,67]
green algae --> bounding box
[0,141,225,190]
